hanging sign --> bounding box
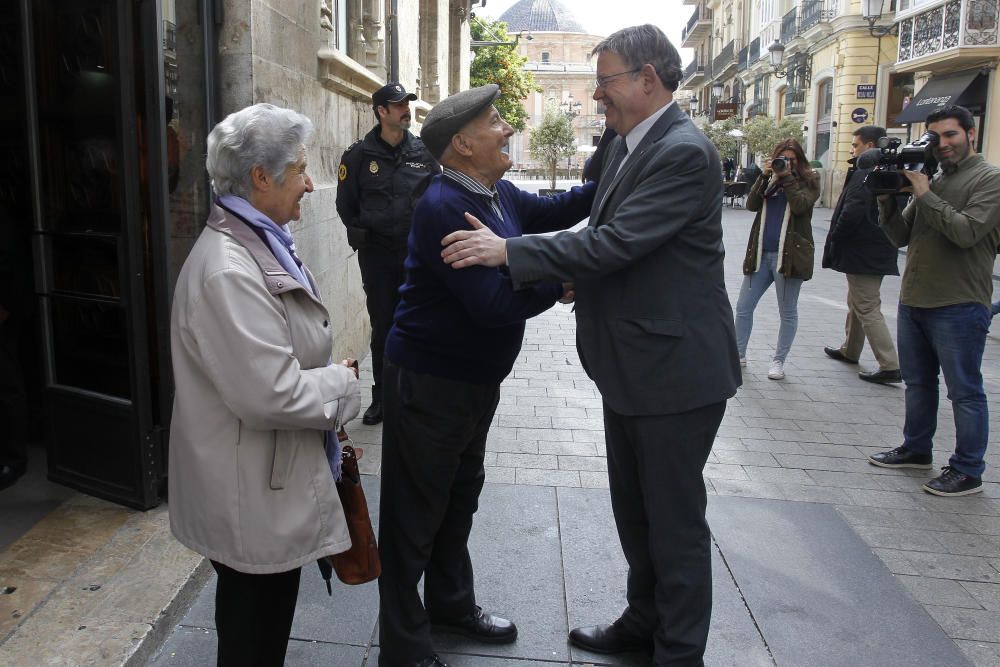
[713,103,738,121]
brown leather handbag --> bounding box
[318,431,381,591]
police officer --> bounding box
[336,83,438,425]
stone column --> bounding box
[363,0,387,80]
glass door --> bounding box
[25,0,164,509]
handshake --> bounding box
[560,283,575,304]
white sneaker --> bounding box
[739,356,747,367]
[767,360,785,380]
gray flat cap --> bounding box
[420,84,500,159]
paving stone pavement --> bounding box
[152,206,1000,666]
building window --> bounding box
[887,72,915,128]
[592,135,601,146]
[814,79,833,162]
[321,0,349,52]
[541,51,550,63]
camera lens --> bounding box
[772,157,786,172]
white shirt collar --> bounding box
[624,100,675,157]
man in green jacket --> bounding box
[868,105,1000,496]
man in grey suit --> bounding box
[441,24,741,666]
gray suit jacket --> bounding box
[507,103,741,416]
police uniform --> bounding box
[336,83,437,424]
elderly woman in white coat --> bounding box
[168,103,361,666]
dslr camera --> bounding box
[863,131,939,195]
[771,156,788,172]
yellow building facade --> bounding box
[889,0,1000,163]
[680,0,908,204]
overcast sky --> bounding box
[476,0,694,64]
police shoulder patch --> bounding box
[339,163,347,181]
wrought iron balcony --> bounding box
[785,89,807,116]
[896,0,1000,69]
[781,7,799,43]
[749,37,760,64]
[681,57,707,87]
[799,0,837,32]
[682,7,713,48]
[712,40,738,79]
[783,53,811,116]
[737,45,749,72]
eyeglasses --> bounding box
[595,68,642,88]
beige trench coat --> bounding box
[168,205,361,574]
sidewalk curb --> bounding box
[124,557,212,667]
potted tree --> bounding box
[529,101,576,196]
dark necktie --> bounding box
[594,140,629,216]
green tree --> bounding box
[528,102,576,189]
[743,116,805,160]
[701,118,741,162]
[470,18,536,132]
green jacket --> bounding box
[743,171,822,280]
[878,153,1000,310]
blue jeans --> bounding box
[898,303,990,478]
[735,251,803,362]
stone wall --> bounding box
[216,0,368,360]
[213,0,472,362]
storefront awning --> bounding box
[895,70,988,124]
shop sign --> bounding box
[713,103,738,121]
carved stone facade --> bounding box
[220,0,473,360]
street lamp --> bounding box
[559,93,582,117]
[768,39,788,78]
[711,81,725,99]
[861,0,899,37]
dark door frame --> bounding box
[15,0,215,509]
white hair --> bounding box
[206,103,315,198]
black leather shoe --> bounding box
[431,606,517,644]
[362,399,382,425]
[858,368,902,384]
[0,462,26,492]
[868,445,932,469]
[923,466,983,497]
[568,623,653,655]
[824,346,858,364]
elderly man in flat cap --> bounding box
[376,84,596,667]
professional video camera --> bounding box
[861,131,939,195]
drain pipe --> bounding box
[389,0,399,82]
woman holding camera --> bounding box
[735,139,821,380]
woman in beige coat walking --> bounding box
[168,104,361,666]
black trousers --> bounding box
[210,560,301,667]
[357,244,407,395]
[604,400,726,667]
[377,361,500,665]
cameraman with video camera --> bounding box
[821,125,901,384]
[867,105,1000,497]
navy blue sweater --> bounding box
[386,176,596,385]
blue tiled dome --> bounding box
[498,0,586,33]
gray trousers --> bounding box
[839,274,899,370]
